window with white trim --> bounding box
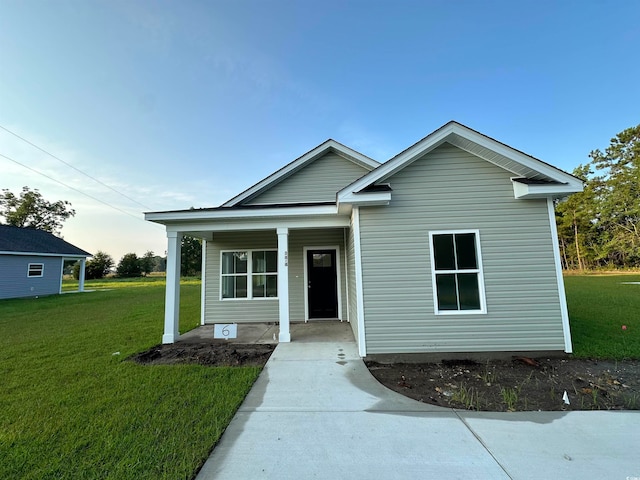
[27,263,44,277]
[221,250,277,299]
[429,231,486,314]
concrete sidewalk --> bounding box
[196,339,640,480]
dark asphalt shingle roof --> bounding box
[0,225,91,256]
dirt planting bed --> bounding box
[366,357,640,411]
[130,343,639,411]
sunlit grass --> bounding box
[565,274,640,359]
[0,278,260,480]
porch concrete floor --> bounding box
[177,320,354,344]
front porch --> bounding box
[145,201,370,356]
[177,321,355,344]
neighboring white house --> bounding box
[0,225,90,299]
[145,121,583,357]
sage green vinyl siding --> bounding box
[359,143,563,354]
[203,228,347,324]
[204,231,279,324]
[245,152,370,205]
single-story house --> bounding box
[0,225,90,299]
[145,121,583,357]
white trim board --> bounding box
[222,140,380,207]
[547,198,573,353]
[352,207,367,357]
[338,121,583,202]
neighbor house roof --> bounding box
[0,225,91,257]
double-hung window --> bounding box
[429,230,486,314]
[27,263,44,277]
[221,250,277,299]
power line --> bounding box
[0,124,153,210]
[0,151,163,229]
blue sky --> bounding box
[1,0,639,261]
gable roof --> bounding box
[222,139,380,207]
[0,225,91,257]
[338,121,583,201]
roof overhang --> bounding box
[511,178,582,199]
[337,121,584,202]
[145,204,350,237]
[337,190,391,213]
[222,140,380,207]
[145,204,341,223]
[0,251,90,258]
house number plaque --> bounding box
[214,324,237,339]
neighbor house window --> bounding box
[27,263,44,277]
[221,250,277,299]
[429,231,486,314]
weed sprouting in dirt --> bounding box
[500,387,519,411]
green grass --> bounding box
[565,274,640,359]
[2,274,638,477]
[0,278,261,480]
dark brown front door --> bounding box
[307,249,338,319]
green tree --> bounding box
[181,235,202,277]
[589,125,640,266]
[555,165,598,269]
[0,186,75,235]
[73,251,114,280]
[556,124,640,269]
[139,250,156,276]
[116,253,142,278]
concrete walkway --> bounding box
[196,336,640,480]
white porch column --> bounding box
[277,227,290,342]
[163,231,182,344]
[78,258,86,292]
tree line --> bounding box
[71,236,203,280]
[555,124,640,270]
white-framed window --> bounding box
[220,250,277,300]
[429,230,486,314]
[27,263,44,278]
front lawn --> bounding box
[0,278,261,480]
[565,274,640,359]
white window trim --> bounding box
[428,229,487,315]
[27,263,44,278]
[302,245,343,322]
[219,249,278,301]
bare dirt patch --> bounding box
[130,343,275,367]
[366,357,640,411]
[130,343,639,411]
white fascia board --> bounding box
[337,190,391,207]
[221,140,379,207]
[448,127,583,188]
[512,181,583,199]
[339,121,583,197]
[145,204,339,223]
[165,216,351,234]
[338,123,457,197]
[0,251,89,258]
